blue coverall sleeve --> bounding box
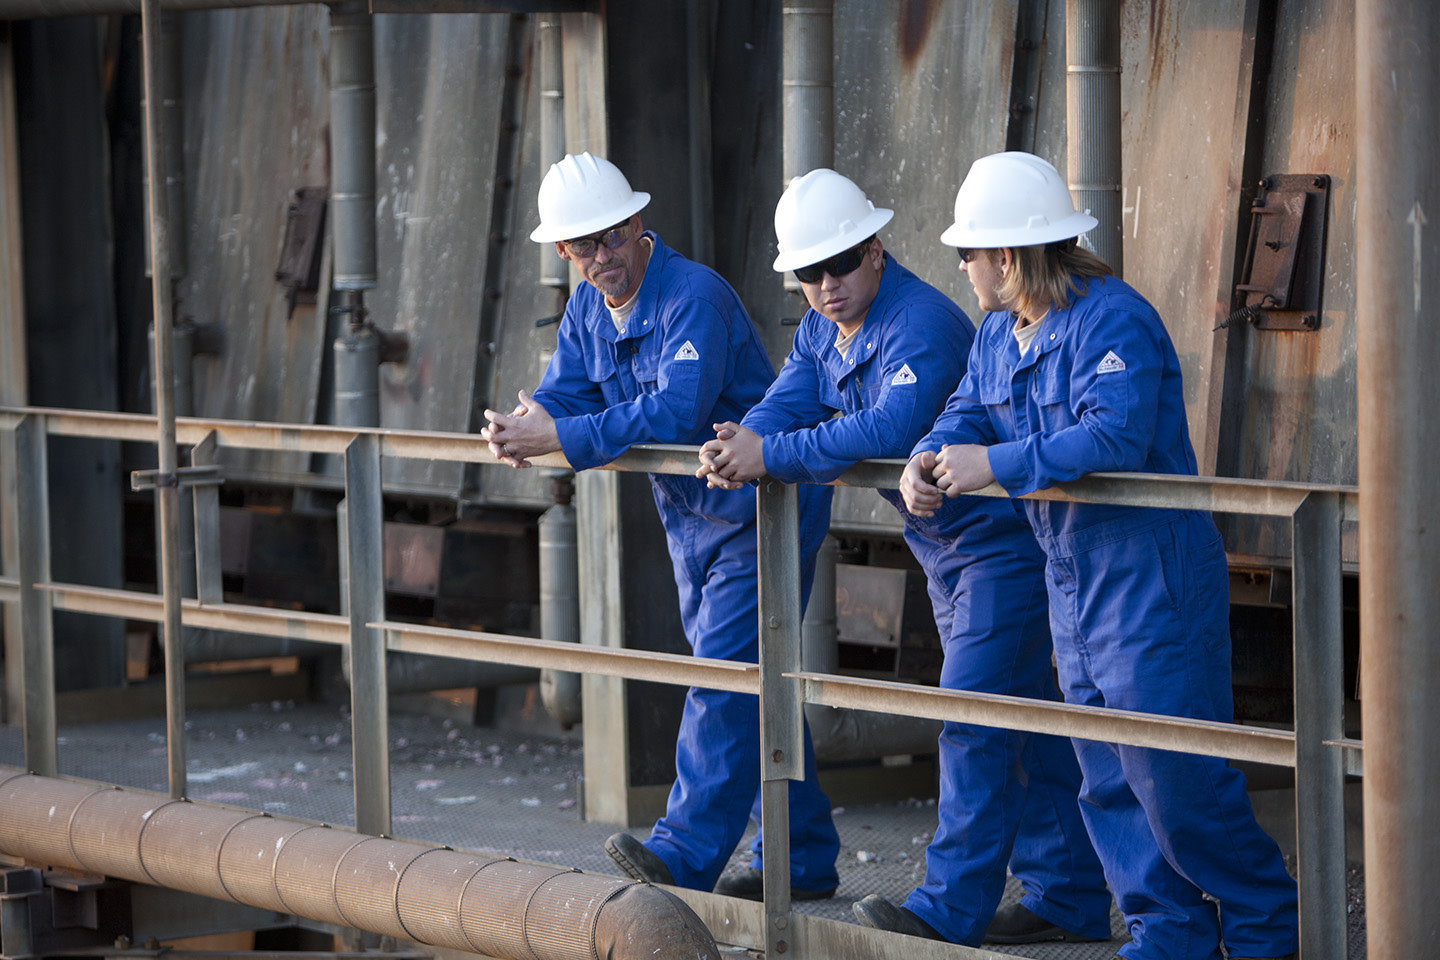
[761,309,969,484]
[910,346,999,458]
[987,298,1165,496]
[531,304,607,419]
[740,335,838,480]
[549,297,740,470]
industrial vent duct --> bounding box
[0,768,720,960]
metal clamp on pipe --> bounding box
[129,464,223,492]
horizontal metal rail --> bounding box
[0,0,592,19]
[797,672,1297,767]
[25,580,1316,768]
[0,406,1359,518]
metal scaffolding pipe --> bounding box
[1355,2,1440,959]
[0,768,722,960]
[141,0,188,800]
[1065,0,1123,274]
[537,13,567,288]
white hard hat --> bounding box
[772,168,894,272]
[940,151,1097,249]
[529,152,651,243]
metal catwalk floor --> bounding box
[0,696,1364,960]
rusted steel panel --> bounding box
[1117,0,1248,455]
[1227,0,1358,564]
[369,13,516,495]
[181,7,331,481]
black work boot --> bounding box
[713,866,836,901]
[984,902,1107,944]
[851,894,946,941]
[604,832,675,886]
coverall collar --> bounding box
[581,230,667,344]
[822,251,899,383]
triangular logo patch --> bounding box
[1097,350,1126,374]
[674,340,700,361]
[891,363,918,386]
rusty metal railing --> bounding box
[0,405,1356,960]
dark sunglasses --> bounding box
[563,220,633,258]
[956,248,980,264]
[793,239,872,284]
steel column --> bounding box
[189,431,224,604]
[141,0,187,798]
[0,23,25,727]
[1355,1,1440,958]
[781,0,832,295]
[537,13,567,287]
[756,481,802,957]
[9,416,56,776]
[1291,491,1346,960]
[343,433,390,836]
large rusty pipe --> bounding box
[0,768,720,960]
[1355,1,1440,958]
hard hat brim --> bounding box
[772,207,894,272]
[529,191,652,244]
[939,210,1098,249]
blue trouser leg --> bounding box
[1048,513,1298,960]
[902,526,1111,945]
[646,484,839,892]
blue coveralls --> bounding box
[916,274,1299,960]
[742,254,1110,945]
[531,231,839,893]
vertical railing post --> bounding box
[343,432,389,836]
[9,415,55,777]
[1291,490,1346,960]
[190,431,223,605]
[756,480,802,957]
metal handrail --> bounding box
[0,405,1355,960]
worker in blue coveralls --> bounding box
[900,151,1299,960]
[695,169,1112,945]
[480,153,840,900]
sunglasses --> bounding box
[793,239,872,284]
[956,248,981,264]
[563,220,633,258]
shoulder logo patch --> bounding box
[891,363,918,386]
[674,340,700,361]
[1097,350,1126,374]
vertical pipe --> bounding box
[685,0,713,266]
[344,433,390,837]
[538,484,582,729]
[1065,0,1123,275]
[781,0,832,294]
[756,481,802,958]
[328,2,377,292]
[141,0,187,800]
[11,417,56,777]
[1290,492,1346,960]
[333,320,381,428]
[537,13,566,288]
[1356,3,1440,959]
[1,23,29,727]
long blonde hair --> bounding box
[995,237,1113,319]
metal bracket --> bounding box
[1230,173,1331,331]
[276,186,328,317]
[129,465,224,493]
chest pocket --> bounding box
[1029,351,1074,433]
[584,341,633,407]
